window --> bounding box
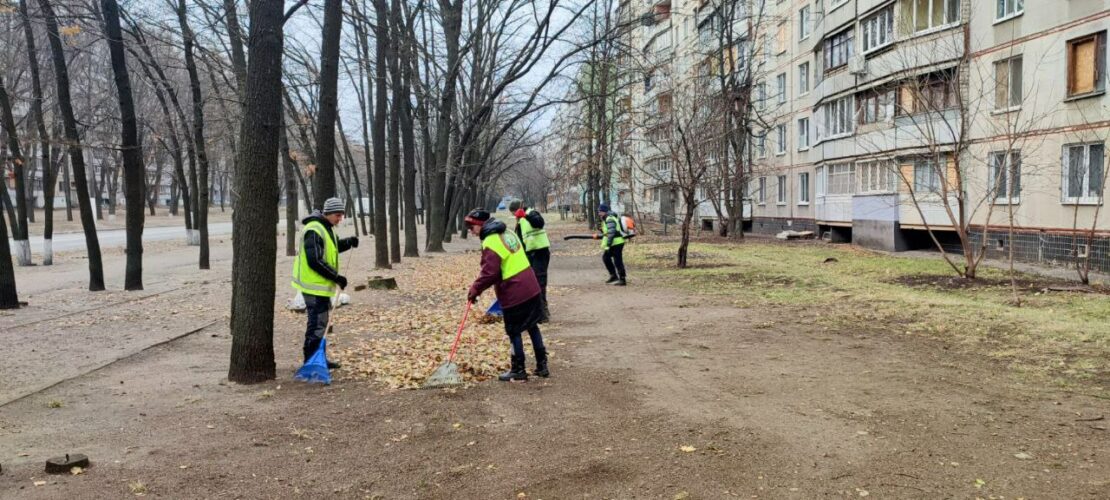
[913,157,944,193]
[823,28,853,71]
[776,22,788,54]
[858,88,893,125]
[826,163,855,195]
[1067,32,1107,98]
[816,166,826,197]
[861,5,894,53]
[996,0,1023,21]
[822,96,854,138]
[798,172,810,204]
[797,117,810,150]
[1063,143,1105,204]
[798,62,810,94]
[896,73,957,115]
[776,73,787,104]
[755,134,766,158]
[757,177,767,204]
[909,0,960,33]
[776,124,787,154]
[777,175,787,204]
[858,160,897,193]
[756,82,767,110]
[644,70,654,92]
[994,56,1023,109]
[799,6,811,40]
[989,150,1021,202]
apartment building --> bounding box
[617,0,1110,270]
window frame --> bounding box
[799,5,811,41]
[995,0,1024,23]
[798,62,810,95]
[815,166,826,198]
[822,95,855,140]
[912,157,944,194]
[989,150,1022,204]
[776,73,787,104]
[823,28,854,72]
[993,56,1023,111]
[911,0,960,35]
[826,163,856,196]
[861,4,895,55]
[1062,142,1105,205]
[1066,32,1107,100]
[798,172,810,205]
[777,175,788,205]
[775,124,787,155]
[858,87,893,125]
[757,176,767,204]
[797,117,810,150]
[857,160,897,194]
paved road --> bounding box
[9,222,235,252]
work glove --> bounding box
[336,275,349,290]
[347,236,360,248]
[467,290,479,304]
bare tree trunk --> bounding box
[0,77,32,266]
[311,0,342,208]
[228,0,284,384]
[280,119,298,257]
[222,0,248,97]
[426,0,463,253]
[400,52,419,257]
[102,0,145,290]
[372,0,391,269]
[387,2,402,263]
[38,0,105,291]
[336,115,368,236]
[177,0,211,269]
[0,189,18,308]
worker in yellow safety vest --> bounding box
[465,208,549,381]
[509,199,551,322]
[292,197,358,367]
[595,203,627,286]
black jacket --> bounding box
[302,212,355,282]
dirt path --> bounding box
[0,240,1107,498]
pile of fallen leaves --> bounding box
[327,254,513,389]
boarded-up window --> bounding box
[1067,32,1106,97]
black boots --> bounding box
[534,348,549,378]
[615,277,627,286]
[605,275,619,284]
[498,355,528,382]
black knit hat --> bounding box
[464,208,491,226]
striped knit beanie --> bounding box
[322,197,345,214]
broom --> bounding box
[423,301,473,388]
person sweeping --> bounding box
[292,197,358,369]
[509,199,551,323]
[464,208,549,381]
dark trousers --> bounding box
[303,294,331,361]
[527,248,551,317]
[603,243,626,279]
[509,325,547,363]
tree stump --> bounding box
[45,453,89,474]
[367,276,397,290]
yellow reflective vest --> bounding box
[292,220,339,297]
[600,214,626,249]
[518,209,550,251]
[482,231,530,280]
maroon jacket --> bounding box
[468,219,541,309]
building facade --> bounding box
[618,0,1110,270]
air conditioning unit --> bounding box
[848,55,867,75]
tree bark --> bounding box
[280,118,298,257]
[38,0,105,291]
[228,0,284,384]
[177,0,211,269]
[0,77,31,266]
[400,48,419,257]
[311,0,343,208]
[0,189,18,308]
[372,0,391,269]
[387,0,402,263]
[101,0,145,290]
[222,0,248,98]
[426,0,463,253]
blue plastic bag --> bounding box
[294,337,332,385]
[486,299,503,317]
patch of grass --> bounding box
[628,241,1110,393]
